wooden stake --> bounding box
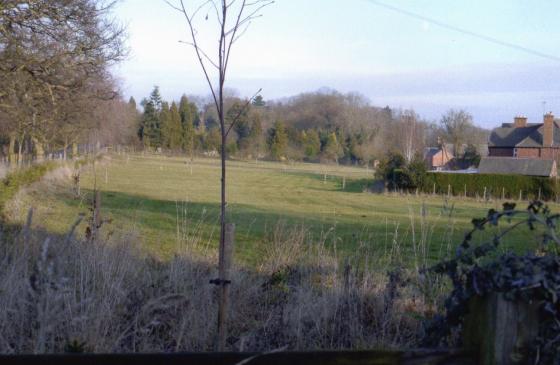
[519,190,522,201]
[342,176,346,190]
[216,223,235,351]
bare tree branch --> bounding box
[225,88,262,137]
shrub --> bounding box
[0,163,55,213]
[377,153,427,191]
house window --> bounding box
[513,148,518,157]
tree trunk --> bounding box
[17,135,24,167]
[72,142,78,159]
[8,135,16,166]
[63,137,68,160]
[32,137,44,163]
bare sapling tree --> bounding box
[165,0,273,350]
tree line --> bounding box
[134,86,489,166]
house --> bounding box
[424,145,454,171]
[488,113,560,160]
[478,157,557,177]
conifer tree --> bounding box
[323,132,343,163]
[267,121,288,160]
[304,129,321,160]
[168,102,184,150]
[128,97,137,111]
[160,101,171,148]
[179,95,196,155]
[140,87,163,148]
[252,95,266,107]
[229,102,251,152]
[249,112,263,158]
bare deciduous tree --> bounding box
[165,0,273,351]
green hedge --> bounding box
[421,172,560,201]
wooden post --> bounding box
[519,190,522,201]
[464,294,539,365]
[216,223,235,351]
[90,190,102,241]
[483,187,487,202]
[464,184,467,198]
[501,187,505,201]
[433,183,436,196]
[323,173,327,184]
[447,184,451,198]
[342,176,346,190]
[538,188,541,201]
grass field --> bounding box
[9,153,549,265]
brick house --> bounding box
[488,113,560,160]
[424,145,454,171]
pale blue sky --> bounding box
[114,0,560,127]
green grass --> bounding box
[13,154,552,265]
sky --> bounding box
[113,0,560,127]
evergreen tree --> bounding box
[248,111,263,158]
[168,102,183,150]
[267,121,288,160]
[323,132,343,163]
[229,102,251,152]
[160,102,172,148]
[252,95,265,107]
[128,96,137,111]
[179,95,197,153]
[303,129,321,160]
[205,128,221,152]
[139,86,165,148]
[149,86,163,111]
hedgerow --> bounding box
[421,172,560,200]
[0,163,55,213]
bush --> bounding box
[377,153,427,191]
[421,172,559,200]
[0,163,55,213]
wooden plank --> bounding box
[463,294,539,365]
[0,350,474,365]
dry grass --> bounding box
[0,208,443,354]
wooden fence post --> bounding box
[464,293,539,365]
[215,223,235,351]
[483,187,487,202]
[433,183,436,196]
[342,176,346,190]
[519,190,522,201]
[447,184,451,198]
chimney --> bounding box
[543,112,555,147]
[514,116,527,128]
